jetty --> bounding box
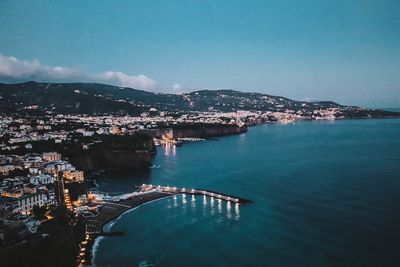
[143,184,251,204]
[77,185,250,266]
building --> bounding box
[0,193,47,214]
[0,165,16,176]
[17,193,48,214]
[23,184,37,194]
[42,152,61,162]
[63,170,84,183]
[29,174,55,185]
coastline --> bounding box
[84,193,174,266]
[83,117,400,267]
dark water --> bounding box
[94,119,400,267]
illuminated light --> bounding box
[203,190,206,194]
[210,193,214,197]
[182,188,186,192]
[218,194,221,198]
[173,187,177,191]
[227,197,231,201]
[191,189,195,193]
[235,198,239,203]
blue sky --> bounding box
[0,0,399,107]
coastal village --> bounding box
[0,151,84,246]
[0,107,368,266]
[0,108,343,151]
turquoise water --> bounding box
[94,119,400,267]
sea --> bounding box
[93,118,400,267]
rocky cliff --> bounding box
[68,148,153,172]
[149,123,247,139]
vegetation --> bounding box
[32,205,47,220]
[1,81,398,118]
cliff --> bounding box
[68,148,153,171]
[149,123,247,139]
[65,134,156,172]
[4,133,157,172]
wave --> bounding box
[91,236,105,266]
[93,179,99,189]
[92,196,172,264]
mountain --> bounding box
[0,81,398,118]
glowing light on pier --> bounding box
[235,203,240,220]
[172,144,177,156]
[182,187,186,192]
[227,201,232,219]
[191,189,195,193]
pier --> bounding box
[142,184,251,204]
[78,185,250,266]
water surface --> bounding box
[95,119,400,267]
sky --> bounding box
[0,0,399,107]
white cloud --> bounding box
[170,83,182,94]
[98,71,156,91]
[0,53,157,91]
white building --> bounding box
[16,193,48,214]
[30,174,55,185]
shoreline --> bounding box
[90,195,173,265]
[82,192,174,266]
[84,185,251,266]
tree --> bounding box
[32,205,47,220]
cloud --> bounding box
[170,83,183,94]
[98,71,156,91]
[0,53,157,91]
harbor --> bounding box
[77,185,251,266]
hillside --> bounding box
[0,81,398,118]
